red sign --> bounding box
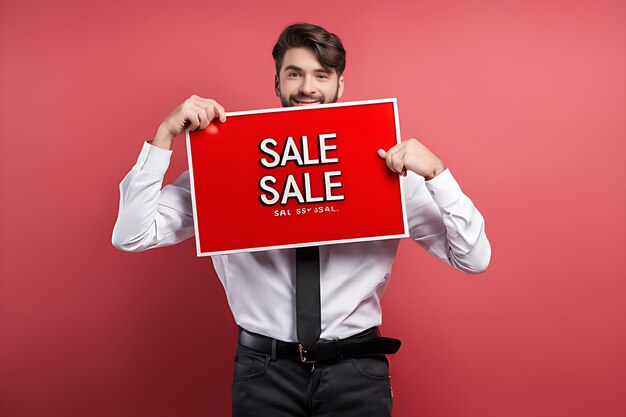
[186,98,408,256]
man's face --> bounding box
[275,47,344,108]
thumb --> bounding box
[377,148,387,159]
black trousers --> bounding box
[231,327,393,417]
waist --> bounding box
[238,326,400,363]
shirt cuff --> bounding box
[132,141,173,176]
[424,168,464,207]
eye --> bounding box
[288,72,301,78]
[317,74,329,80]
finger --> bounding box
[379,144,402,159]
[189,94,207,105]
[385,150,399,173]
[194,98,226,123]
[384,149,395,172]
[383,141,406,158]
[188,103,210,129]
[183,108,202,131]
[213,102,227,123]
[390,150,406,173]
[198,104,215,129]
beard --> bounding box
[279,80,340,108]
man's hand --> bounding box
[150,95,227,150]
[377,138,447,181]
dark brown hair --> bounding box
[272,23,346,77]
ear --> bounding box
[337,75,345,100]
[274,74,280,97]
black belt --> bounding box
[238,326,401,363]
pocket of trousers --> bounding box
[350,355,390,380]
[233,352,270,381]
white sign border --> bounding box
[186,97,409,257]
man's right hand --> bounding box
[150,95,227,150]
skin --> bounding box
[273,47,344,107]
[150,47,446,181]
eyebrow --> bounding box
[284,65,331,74]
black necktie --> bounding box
[295,246,321,350]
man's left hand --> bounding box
[377,138,447,181]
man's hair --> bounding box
[272,23,346,77]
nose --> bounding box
[299,75,317,96]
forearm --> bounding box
[148,124,175,151]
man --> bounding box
[112,23,491,417]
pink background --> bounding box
[1,0,624,416]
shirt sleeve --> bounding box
[402,168,491,273]
[111,141,195,252]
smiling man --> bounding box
[275,49,344,107]
[112,23,491,417]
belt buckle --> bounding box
[298,344,316,363]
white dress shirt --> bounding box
[112,141,491,342]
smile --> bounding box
[293,99,321,106]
